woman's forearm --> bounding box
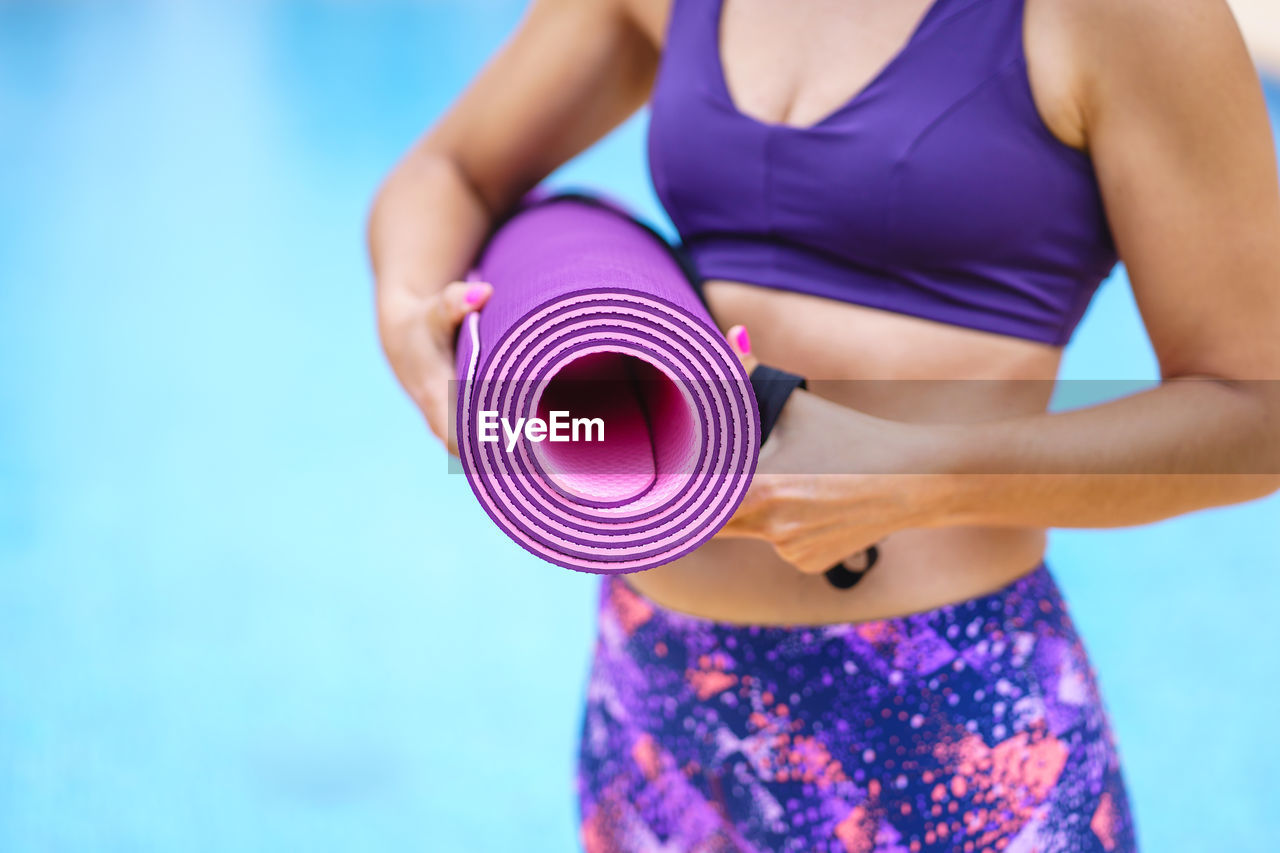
[718,337,1278,572]
[367,145,493,316]
[915,378,1280,529]
[366,143,500,446]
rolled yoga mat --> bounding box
[455,194,759,573]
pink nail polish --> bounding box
[734,326,751,355]
[464,283,487,305]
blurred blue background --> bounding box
[1,2,1277,851]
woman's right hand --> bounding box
[378,279,492,455]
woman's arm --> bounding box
[367,0,657,450]
[929,0,1280,517]
[724,0,1280,572]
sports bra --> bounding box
[647,0,1119,346]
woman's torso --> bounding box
[619,0,1107,625]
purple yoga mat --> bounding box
[455,195,759,573]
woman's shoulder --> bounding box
[1025,0,1252,152]
[1035,0,1249,83]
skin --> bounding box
[368,0,1280,625]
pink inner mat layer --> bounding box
[454,195,759,574]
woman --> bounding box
[368,0,1280,849]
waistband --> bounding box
[597,562,1079,676]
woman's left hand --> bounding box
[719,325,946,574]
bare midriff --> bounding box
[623,280,1064,626]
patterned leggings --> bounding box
[577,564,1137,852]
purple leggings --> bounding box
[577,564,1136,852]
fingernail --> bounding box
[733,326,751,355]
[464,283,488,305]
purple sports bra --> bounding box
[648,0,1119,345]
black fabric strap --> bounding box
[749,364,808,444]
[747,364,879,590]
[826,545,879,589]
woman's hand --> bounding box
[719,325,945,574]
[378,279,491,455]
